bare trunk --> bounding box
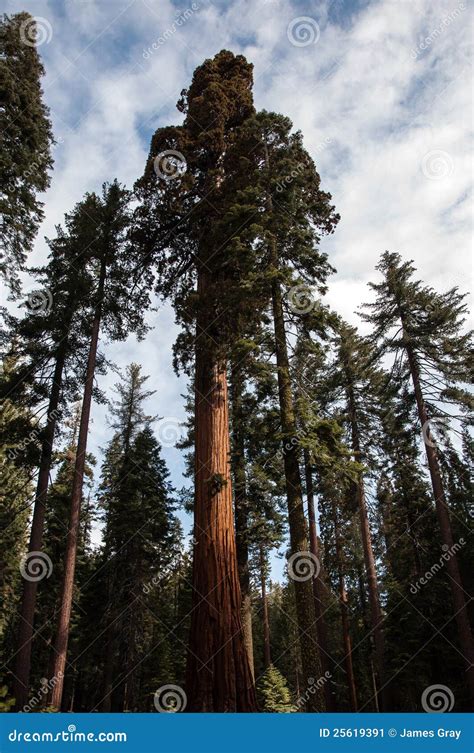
[14,342,68,709]
[304,452,336,710]
[264,139,322,709]
[332,497,358,711]
[50,265,105,709]
[405,339,474,703]
[346,377,387,711]
[259,544,272,669]
[230,361,255,679]
[270,266,322,710]
[185,271,257,712]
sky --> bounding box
[4,0,473,566]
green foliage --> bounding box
[257,664,296,713]
[0,12,54,292]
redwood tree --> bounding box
[134,51,258,711]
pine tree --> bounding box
[257,664,296,712]
[97,364,179,711]
[50,183,151,709]
[10,212,94,709]
[220,109,339,709]
[361,251,474,703]
[0,12,53,292]
[331,323,389,710]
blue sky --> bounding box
[4,0,472,576]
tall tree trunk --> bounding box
[345,376,387,711]
[50,265,105,709]
[230,361,255,680]
[185,270,257,712]
[264,140,322,709]
[404,337,474,702]
[269,261,322,710]
[304,451,336,710]
[332,497,358,711]
[259,544,272,670]
[13,340,68,709]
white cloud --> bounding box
[4,0,472,556]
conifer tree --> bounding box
[361,251,474,702]
[10,212,95,709]
[257,664,296,713]
[134,50,258,711]
[50,183,151,708]
[0,12,53,292]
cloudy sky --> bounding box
[5,0,472,555]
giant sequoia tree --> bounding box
[0,12,53,292]
[135,51,258,711]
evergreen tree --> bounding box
[361,251,474,702]
[134,50,258,711]
[0,12,53,292]
[50,182,151,709]
[257,664,296,713]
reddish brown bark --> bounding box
[259,544,272,670]
[13,341,68,710]
[185,273,257,712]
[404,338,474,703]
[50,266,105,709]
[332,498,358,711]
[304,452,336,711]
[346,377,387,711]
[270,270,322,710]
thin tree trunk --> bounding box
[332,497,358,711]
[50,265,105,709]
[304,451,336,710]
[259,544,272,669]
[404,337,474,702]
[13,340,68,709]
[346,376,387,711]
[230,361,255,680]
[270,266,322,710]
[264,140,322,709]
[185,271,257,712]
